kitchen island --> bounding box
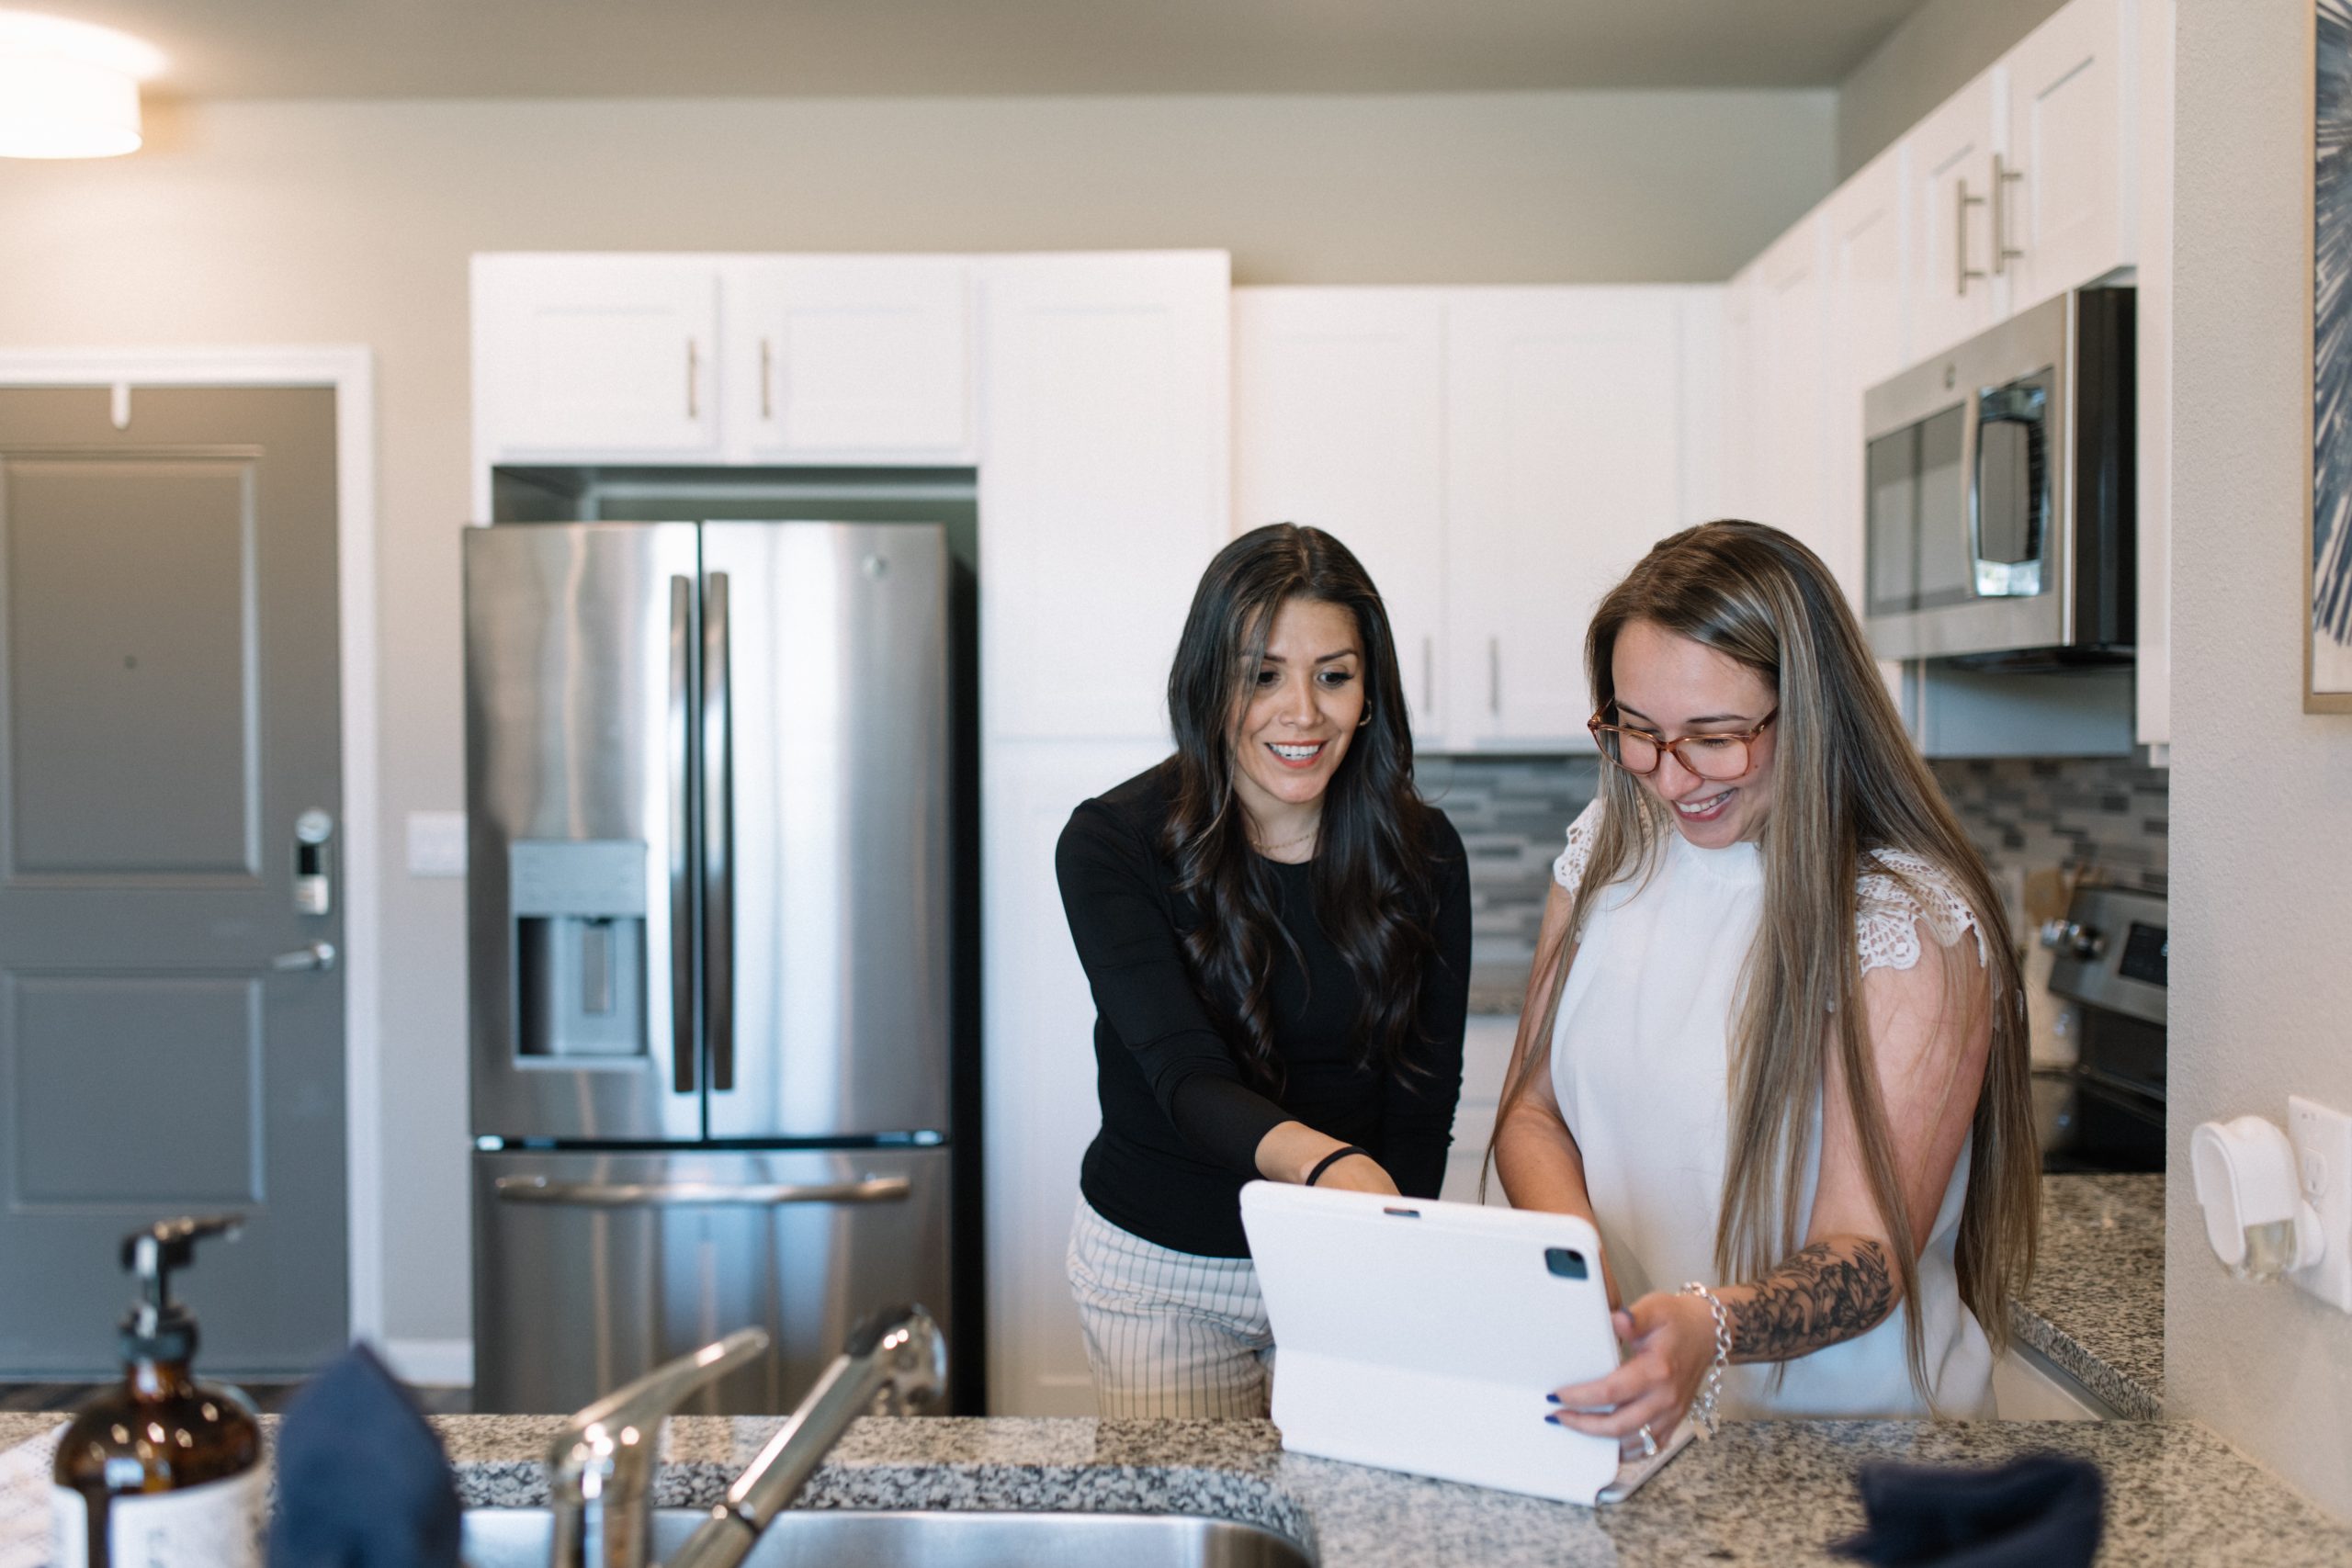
[9,1411,2338,1567]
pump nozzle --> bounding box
[119,1213,244,1362]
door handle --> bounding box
[702,571,735,1093]
[492,1175,912,1208]
[272,942,337,973]
[669,574,696,1096]
[686,337,701,420]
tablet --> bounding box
[1240,1180,1691,1506]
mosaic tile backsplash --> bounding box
[1426,752,2168,988]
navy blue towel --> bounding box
[1833,1452,2103,1568]
[267,1343,461,1568]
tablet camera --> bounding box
[1544,1247,1589,1280]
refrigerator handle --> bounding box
[494,1175,912,1208]
[703,570,736,1092]
[669,574,696,1096]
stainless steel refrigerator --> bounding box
[464,520,967,1415]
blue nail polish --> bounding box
[1544,1412,1562,1426]
[1545,1393,1561,1405]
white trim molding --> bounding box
[0,345,386,1354]
[380,1337,474,1389]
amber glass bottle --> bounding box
[51,1217,264,1568]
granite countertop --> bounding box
[2011,1173,2165,1419]
[16,1412,2339,1568]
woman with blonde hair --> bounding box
[1492,520,2036,1450]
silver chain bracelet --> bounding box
[1679,1281,1732,1438]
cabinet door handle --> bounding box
[1955,177,1987,297]
[1991,153,2024,275]
[686,337,701,420]
[1421,636,1434,718]
[759,337,774,420]
[1487,637,1500,717]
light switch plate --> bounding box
[2289,1095,2352,1313]
[406,811,468,877]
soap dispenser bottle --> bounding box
[51,1215,265,1568]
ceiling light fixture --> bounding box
[0,9,164,159]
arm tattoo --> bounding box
[1725,1239,1896,1361]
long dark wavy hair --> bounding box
[1161,524,1448,1087]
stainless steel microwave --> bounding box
[1862,287,2135,664]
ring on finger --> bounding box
[1638,1424,1658,1459]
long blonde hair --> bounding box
[1487,520,2037,1397]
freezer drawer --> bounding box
[471,1146,953,1416]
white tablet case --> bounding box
[1240,1180,1623,1505]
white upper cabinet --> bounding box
[473,254,976,467]
[1823,148,1910,611]
[2001,0,2134,313]
[733,257,974,461]
[1752,219,1837,590]
[474,254,721,459]
[1446,290,1686,749]
[977,252,1231,742]
[1232,290,1448,740]
[1906,72,2007,364]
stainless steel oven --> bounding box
[2038,885,2165,1174]
[1863,287,2135,663]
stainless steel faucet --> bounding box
[666,1304,946,1568]
[545,1327,771,1568]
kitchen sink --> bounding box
[458,1507,1315,1568]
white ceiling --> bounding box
[62,0,1928,101]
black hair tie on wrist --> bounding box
[1305,1145,1370,1188]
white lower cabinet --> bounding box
[1991,1344,2113,1419]
[980,738,1170,1417]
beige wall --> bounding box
[0,90,1832,1348]
[1836,0,2069,177]
[2167,0,2352,1520]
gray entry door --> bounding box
[0,386,345,1378]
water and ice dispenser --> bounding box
[509,840,649,1060]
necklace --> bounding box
[1250,824,1319,857]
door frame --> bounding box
[0,346,386,1353]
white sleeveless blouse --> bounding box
[1546,799,1995,1419]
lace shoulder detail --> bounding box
[1856,850,1989,975]
[1551,799,1603,901]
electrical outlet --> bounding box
[2289,1096,2352,1313]
[406,811,468,877]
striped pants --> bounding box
[1065,1196,1273,1418]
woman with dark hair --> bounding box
[1490,520,2037,1450]
[1057,523,1471,1417]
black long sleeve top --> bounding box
[1057,762,1472,1258]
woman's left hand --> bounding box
[1547,1291,1715,1451]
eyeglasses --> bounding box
[1587,708,1777,781]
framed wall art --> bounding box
[2312,0,2352,707]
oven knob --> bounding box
[2038,918,2073,952]
[2069,927,2106,962]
